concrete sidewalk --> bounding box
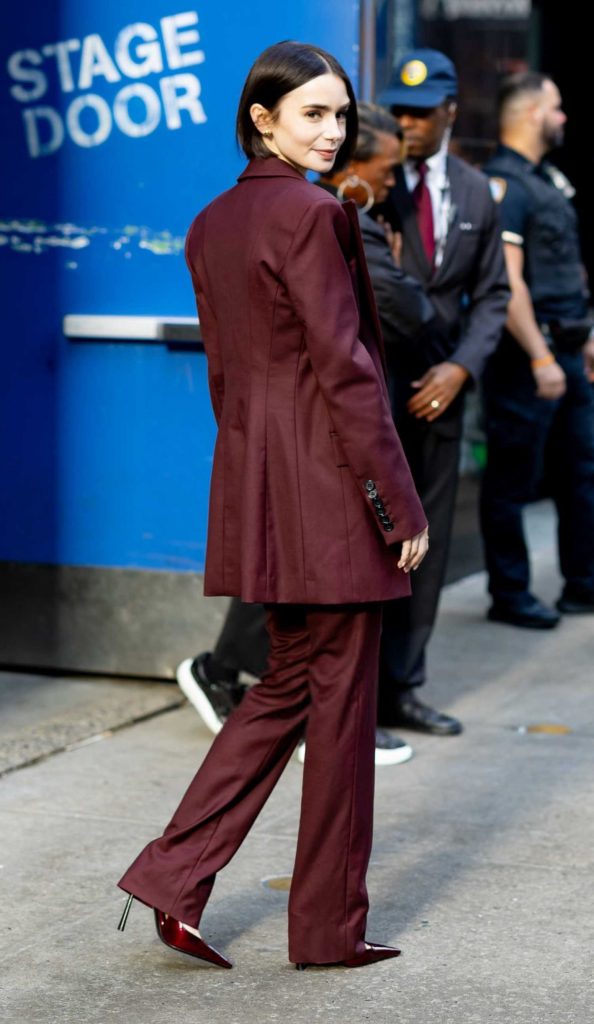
[1,502,592,1023]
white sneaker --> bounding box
[297,729,413,766]
[374,728,413,766]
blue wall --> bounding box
[0,2,359,571]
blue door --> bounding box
[0,1,361,674]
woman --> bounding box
[117,41,428,972]
[318,102,434,362]
[174,105,436,769]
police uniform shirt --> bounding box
[487,144,587,322]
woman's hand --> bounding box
[398,527,429,573]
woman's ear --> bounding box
[250,103,273,136]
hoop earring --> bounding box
[336,174,374,214]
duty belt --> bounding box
[539,319,592,353]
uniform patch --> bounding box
[489,177,507,203]
[543,164,576,199]
[400,60,428,87]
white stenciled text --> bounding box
[7,11,207,158]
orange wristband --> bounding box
[531,353,555,369]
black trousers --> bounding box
[378,409,462,714]
[212,595,269,678]
[480,339,594,602]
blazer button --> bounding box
[365,480,376,492]
[383,523,394,532]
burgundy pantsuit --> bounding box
[118,157,426,963]
[119,604,381,963]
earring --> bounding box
[336,175,374,214]
[262,130,273,139]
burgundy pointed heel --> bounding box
[117,893,232,969]
[154,909,233,968]
[296,942,401,970]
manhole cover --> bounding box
[262,875,292,891]
[524,723,572,735]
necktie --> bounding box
[412,161,435,265]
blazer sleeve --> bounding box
[449,179,510,381]
[281,198,427,545]
[359,216,435,345]
[185,218,225,426]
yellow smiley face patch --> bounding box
[400,60,428,87]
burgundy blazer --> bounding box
[185,157,427,604]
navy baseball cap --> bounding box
[377,48,458,109]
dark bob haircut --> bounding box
[236,40,358,168]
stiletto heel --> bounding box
[117,893,134,931]
[153,909,233,969]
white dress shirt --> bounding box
[403,139,452,266]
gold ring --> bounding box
[430,399,440,409]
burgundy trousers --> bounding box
[118,602,382,964]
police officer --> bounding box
[481,72,594,627]
[375,50,509,732]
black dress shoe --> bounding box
[388,695,462,736]
[556,588,594,615]
[488,595,560,630]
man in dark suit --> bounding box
[374,49,509,735]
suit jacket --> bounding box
[185,157,427,605]
[382,157,509,394]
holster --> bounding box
[541,318,593,353]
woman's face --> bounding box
[351,131,402,203]
[251,73,350,175]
